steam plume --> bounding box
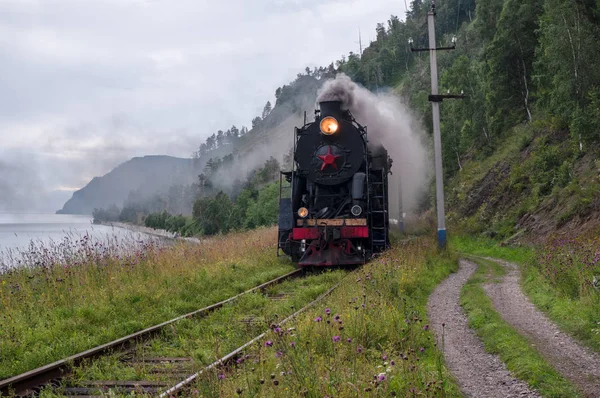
[317,74,431,214]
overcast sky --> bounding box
[0,0,406,212]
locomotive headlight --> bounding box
[298,207,309,218]
[320,116,339,135]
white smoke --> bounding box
[317,74,432,215]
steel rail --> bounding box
[159,270,353,397]
[0,268,303,396]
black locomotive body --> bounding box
[277,100,392,266]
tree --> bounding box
[252,117,262,129]
[262,101,272,119]
[216,130,224,148]
[484,0,543,136]
[192,191,233,235]
[535,0,600,147]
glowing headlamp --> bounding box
[320,117,338,135]
[298,207,309,218]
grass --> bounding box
[36,270,347,397]
[189,236,463,397]
[0,227,296,379]
[453,234,600,352]
[460,256,579,397]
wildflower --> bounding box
[332,335,341,343]
[274,327,282,334]
[347,337,352,343]
[334,314,340,321]
[314,316,322,322]
[423,324,429,331]
[275,351,283,358]
[290,341,296,348]
[325,308,331,315]
[377,373,386,382]
[265,340,273,347]
[236,357,244,364]
[420,347,425,352]
[218,373,225,380]
[390,360,395,366]
[357,346,363,353]
[273,380,279,386]
[382,354,388,360]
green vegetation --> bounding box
[460,257,580,397]
[93,157,282,237]
[0,227,294,379]
[59,271,347,388]
[454,235,600,352]
[190,237,462,397]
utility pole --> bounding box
[409,1,465,249]
[398,176,405,234]
[358,28,363,57]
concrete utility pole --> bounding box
[410,1,464,249]
[428,8,446,248]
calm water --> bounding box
[0,214,153,267]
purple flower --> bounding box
[314,316,322,322]
[274,327,282,334]
[420,347,425,352]
[325,308,331,315]
[275,351,283,358]
[236,357,244,364]
[218,373,225,380]
[377,373,386,382]
[334,314,340,321]
[265,340,273,347]
[332,335,341,342]
[347,337,352,343]
[423,324,429,331]
[357,346,363,353]
[390,360,395,366]
[290,341,296,348]
[382,354,388,360]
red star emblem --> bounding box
[317,146,341,171]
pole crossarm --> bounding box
[428,94,467,102]
[410,45,456,52]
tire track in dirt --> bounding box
[427,260,539,397]
[483,258,600,397]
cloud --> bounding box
[0,0,406,211]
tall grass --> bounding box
[192,237,462,397]
[0,227,294,379]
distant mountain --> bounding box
[57,155,199,215]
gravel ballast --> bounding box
[483,258,600,397]
[427,260,540,397]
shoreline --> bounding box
[103,221,202,244]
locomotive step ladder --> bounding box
[368,169,389,252]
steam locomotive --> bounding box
[277,100,392,266]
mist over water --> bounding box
[317,74,432,215]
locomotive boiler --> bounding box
[277,100,392,266]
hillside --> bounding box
[57,155,198,215]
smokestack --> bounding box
[319,101,342,119]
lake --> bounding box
[0,213,155,269]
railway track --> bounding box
[159,278,346,397]
[0,268,305,397]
